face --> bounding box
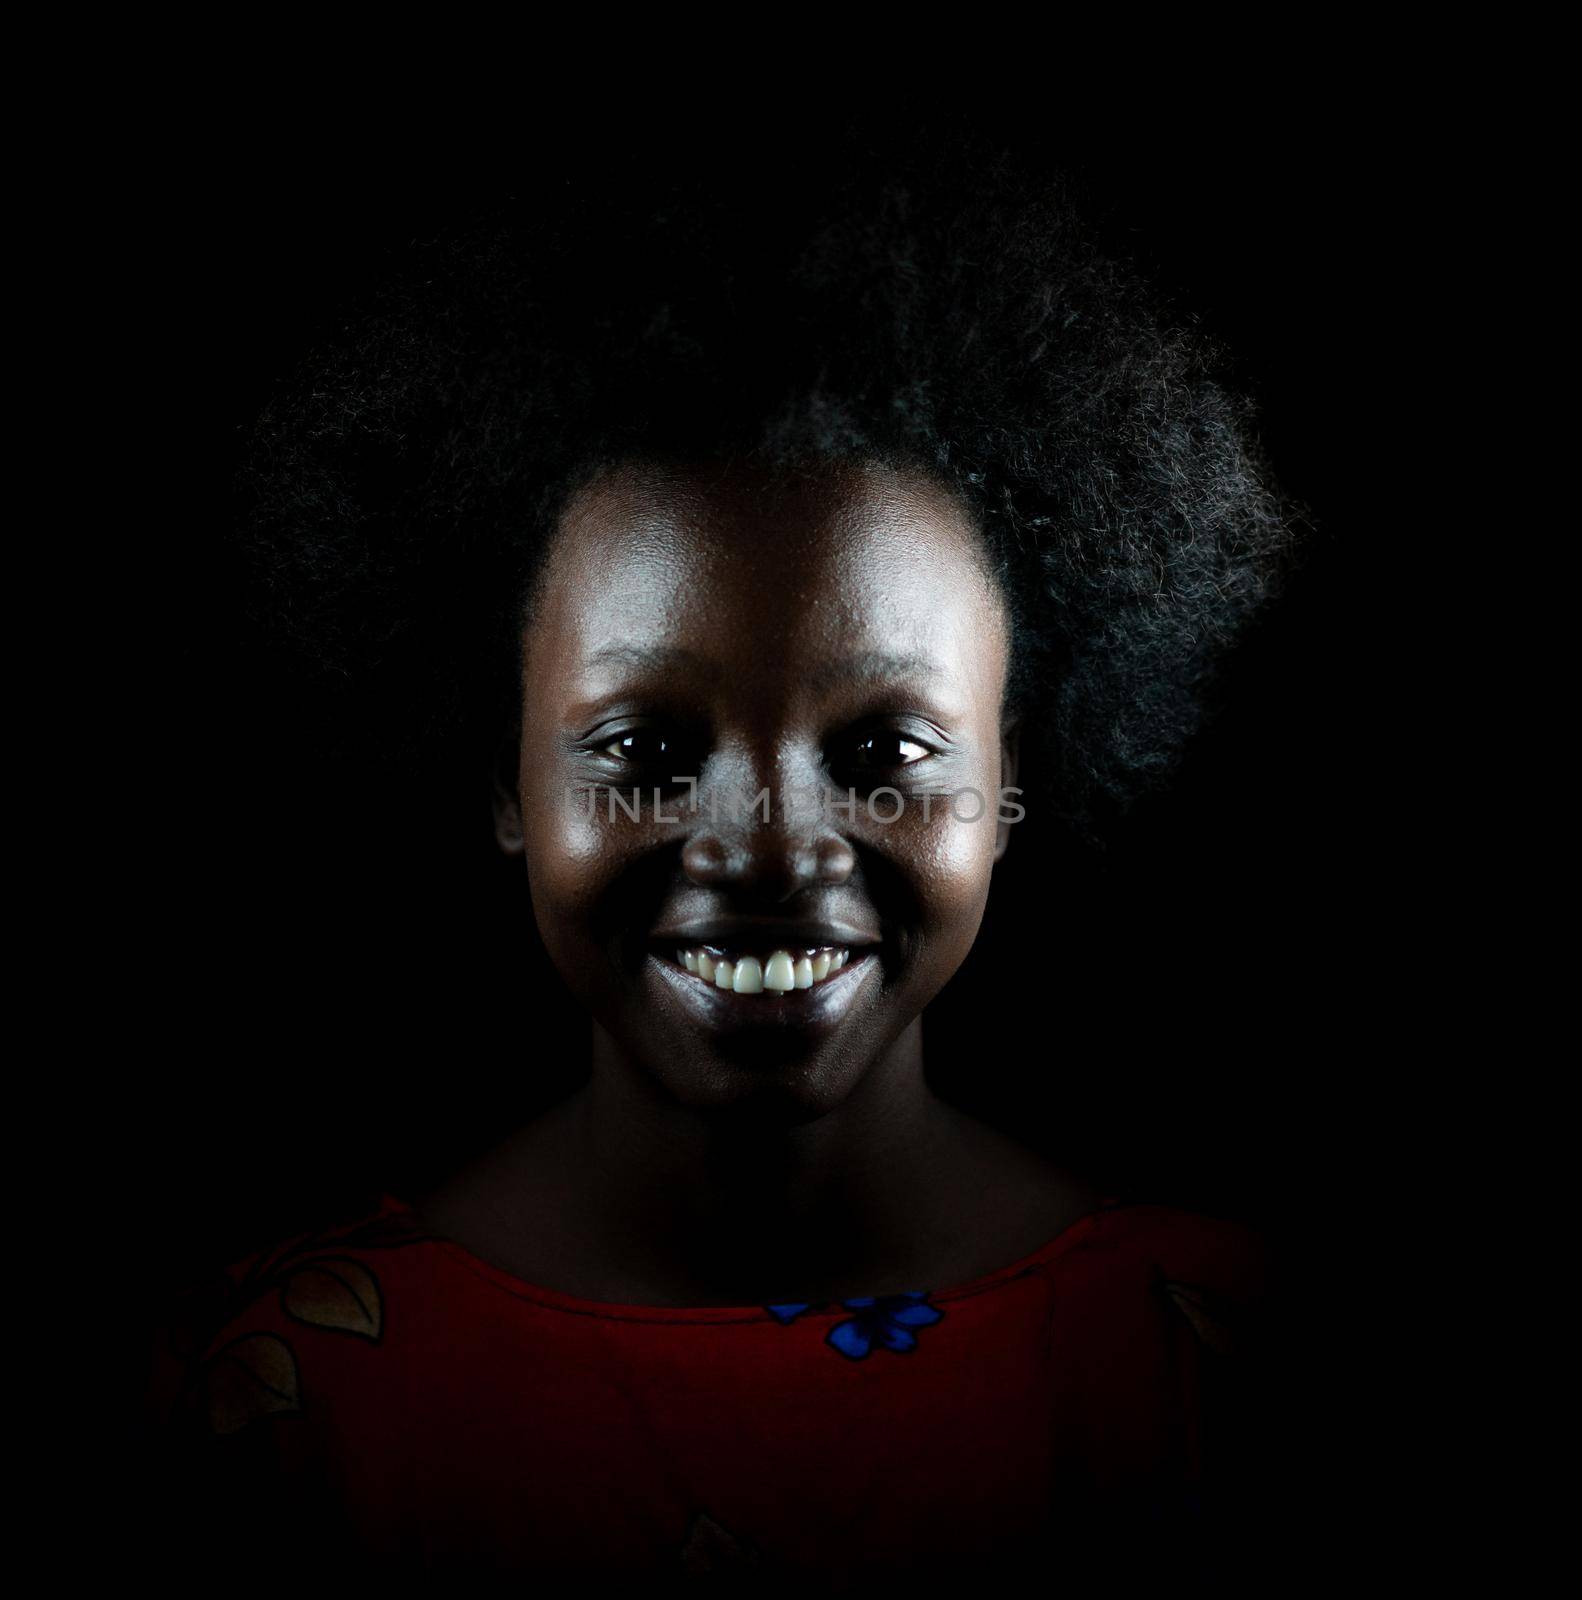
[496,458,1017,1123]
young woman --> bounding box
[146,147,1303,1587]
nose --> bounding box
[681,815,857,900]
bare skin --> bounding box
[417,458,1099,1307]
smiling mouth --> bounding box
[667,945,861,996]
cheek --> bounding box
[866,787,1001,949]
[921,801,999,916]
[517,760,645,957]
[913,742,1006,906]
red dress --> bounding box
[144,1192,1274,1587]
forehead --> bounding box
[529,459,1007,698]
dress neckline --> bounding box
[377,1191,1126,1324]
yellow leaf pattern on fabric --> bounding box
[679,1511,764,1574]
[282,1256,383,1341]
[1163,1280,1236,1355]
[202,1333,301,1435]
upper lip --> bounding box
[650,917,883,949]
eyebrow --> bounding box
[585,644,717,675]
[584,645,945,687]
[811,650,944,689]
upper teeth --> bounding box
[675,946,851,993]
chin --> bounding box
[656,1034,873,1122]
[600,999,893,1129]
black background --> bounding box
[125,119,1402,1376]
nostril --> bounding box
[810,836,857,886]
[681,828,855,893]
[760,838,855,901]
[681,834,735,884]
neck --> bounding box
[566,1017,967,1303]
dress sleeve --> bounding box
[133,1228,384,1581]
[1044,1206,1293,1584]
[1148,1210,1299,1585]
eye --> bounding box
[601,728,679,765]
[843,731,934,769]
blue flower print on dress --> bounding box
[765,1302,818,1325]
[828,1294,944,1358]
[764,1292,944,1359]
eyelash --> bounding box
[586,725,942,774]
[841,731,934,769]
[597,729,692,767]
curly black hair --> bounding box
[242,145,1301,840]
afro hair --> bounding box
[241,143,1302,840]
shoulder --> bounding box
[1079,1202,1271,1286]
[1045,1201,1274,1358]
[1038,1205,1294,1581]
[144,1193,441,1437]
[137,1194,446,1577]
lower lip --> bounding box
[646,951,879,1036]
